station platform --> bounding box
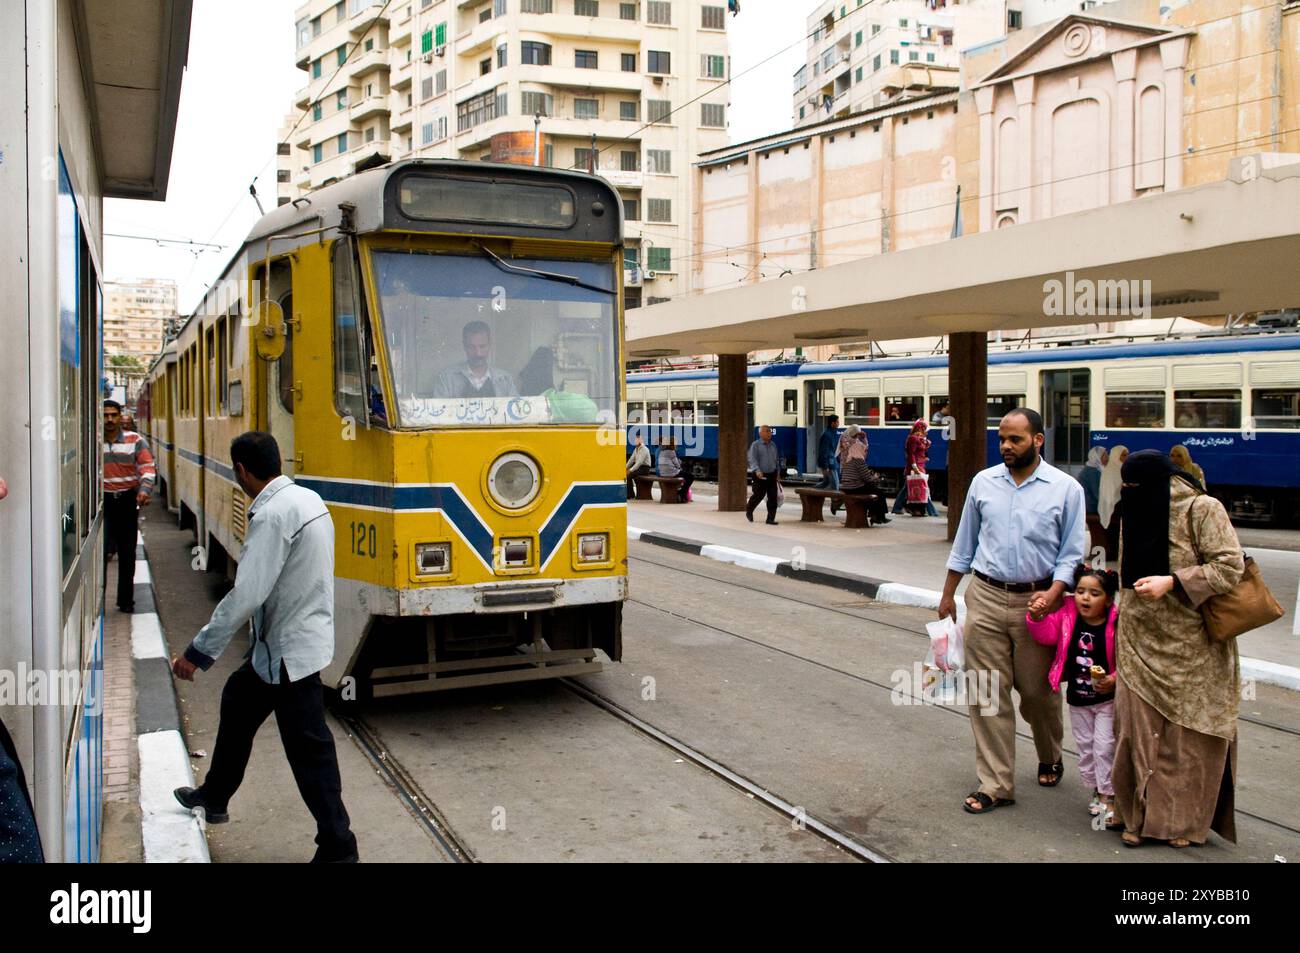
[629,485,1300,690]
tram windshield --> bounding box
[372,250,618,428]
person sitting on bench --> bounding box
[837,426,890,525]
[656,437,694,502]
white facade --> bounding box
[278,0,732,307]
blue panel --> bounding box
[1089,430,1300,489]
[538,483,625,562]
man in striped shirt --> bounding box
[103,399,155,613]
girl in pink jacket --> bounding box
[1026,565,1120,826]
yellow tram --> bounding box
[142,160,627,695]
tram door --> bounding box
[266,292,296,477]
[805,378,836,473]
[1041,368,1090,474]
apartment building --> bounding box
[278,0,733,307]
[104,278,179,368]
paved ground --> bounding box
[637,484,1300,670]
[140,505,1300,863]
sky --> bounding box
[104,0,818,313]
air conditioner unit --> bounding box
[644,269,657,280]
[652,75,664,84]
[422,52,433,63]
[435,45,446,56]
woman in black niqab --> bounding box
[1119,449,1204,589]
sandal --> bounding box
[1169,837,1192,849]
[1038,761,1064,787]
[963,791,1015,815]
[1121,831,1143,847]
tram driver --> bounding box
[430,320,518,399]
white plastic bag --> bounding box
[922,617,965,704]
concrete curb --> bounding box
[131,536,211,863]
[628,527,1300,693]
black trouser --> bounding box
[627,464,652,498]
[103,491,139,610]
[747,474,779,518]
[199,660,355,857]
[842,489,887,524]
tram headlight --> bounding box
[415,542,452,575]
[577,533,609,563]
[487,452,540,509]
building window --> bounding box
[889,49,899,64]
[647,50,670,74]
[365,126,376,143]
[457,89,500,131]
[312,57,322,79]
[872,53,881,71]
[646,0,670,25]
[855,66,862,82]
[521,0,552,11]
[575,49,598,69]
[619,1,637,19]
[619,100,638,120]
[647,247,671,271]
[314,143,324,163]
[521,91,554,116]
[495,0,508,14]
[701,4,724,29]
[435,21,447,45]
[337,89,347,108]
[422,76,433,99]
[575,0,599,14]
[646,148,670,173]
[574,147,595,169]
[855,30,862,47]
[799,105,805,119]
[1008,9,1022,29]
[701,54,725,78]
[480,57,492,75]
[794,64,807,91]
[277,142,291,156]
[364,38,375,52]
[574,97,599,119]
[647,99,672,123]
[421,29,432,53]
[479,6,492,22]
[872,23,880,35]
[620,149,639,170]
[313,102,323,121]
[646,198,671,222]
[436,70,447,93]
[497,43,508,67]
[337,45,347,66]
[337,132,349,154]
[521,41,552,65]
[700,102,725,128]
[621,52,637,71]
[926,52,935,62]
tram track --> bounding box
[626,551,1300,838]
[629,551,1300,740]
[333,708,475,863]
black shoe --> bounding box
[877,516,892,524]
[311,841,359,864]
[766,518,778,525]
[117,604,134,614]
[746,509,754,522]
[173,786,229,824]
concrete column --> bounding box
[974,86,995,231]
[1112,49,1137,201]
[746,155,760,282]
[1159,37,1189,192]
[946,331,988,541]
[1012,76,1036,223]
[809,133,824,269]
[880,115,895,253]
[717,353,748,512]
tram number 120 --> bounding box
[349,521,377,559]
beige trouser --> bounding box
[963,576,1063,800]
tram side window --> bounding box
[216,319,228,414]
[671,400,695,423]
[783,389,797,415]
[928,395,950,425]
[986,394,1026,426]
[1251,388,1300,429]
[697,399,719,424]
[1105,391,1166,428]
[332,241,368,424]
[843,396,879,426]
[884,395,922,425]
[627,402,646,424]
[1174,389,1241,429]
[646,400,669,425]
[277,303,295,414]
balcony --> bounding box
[350,94,389,122]
[349,47,390,79]
[392,60,413,89]
[518,12,642,43]
[516,64,644,93]
[595,167,643,190]
[294,85,311,109]
[456,14,502,56]
[347,0,389,34]
[624,266,642,288]
[391,108,413,134]
[349,138,392,172]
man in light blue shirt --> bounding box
[170,432,357,862]
[939,408,1086,816]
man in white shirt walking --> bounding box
[171,432,357,863]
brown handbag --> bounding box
[1186,502,1284,641]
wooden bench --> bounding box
[794,487,877,529]
[634,474,685,504]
